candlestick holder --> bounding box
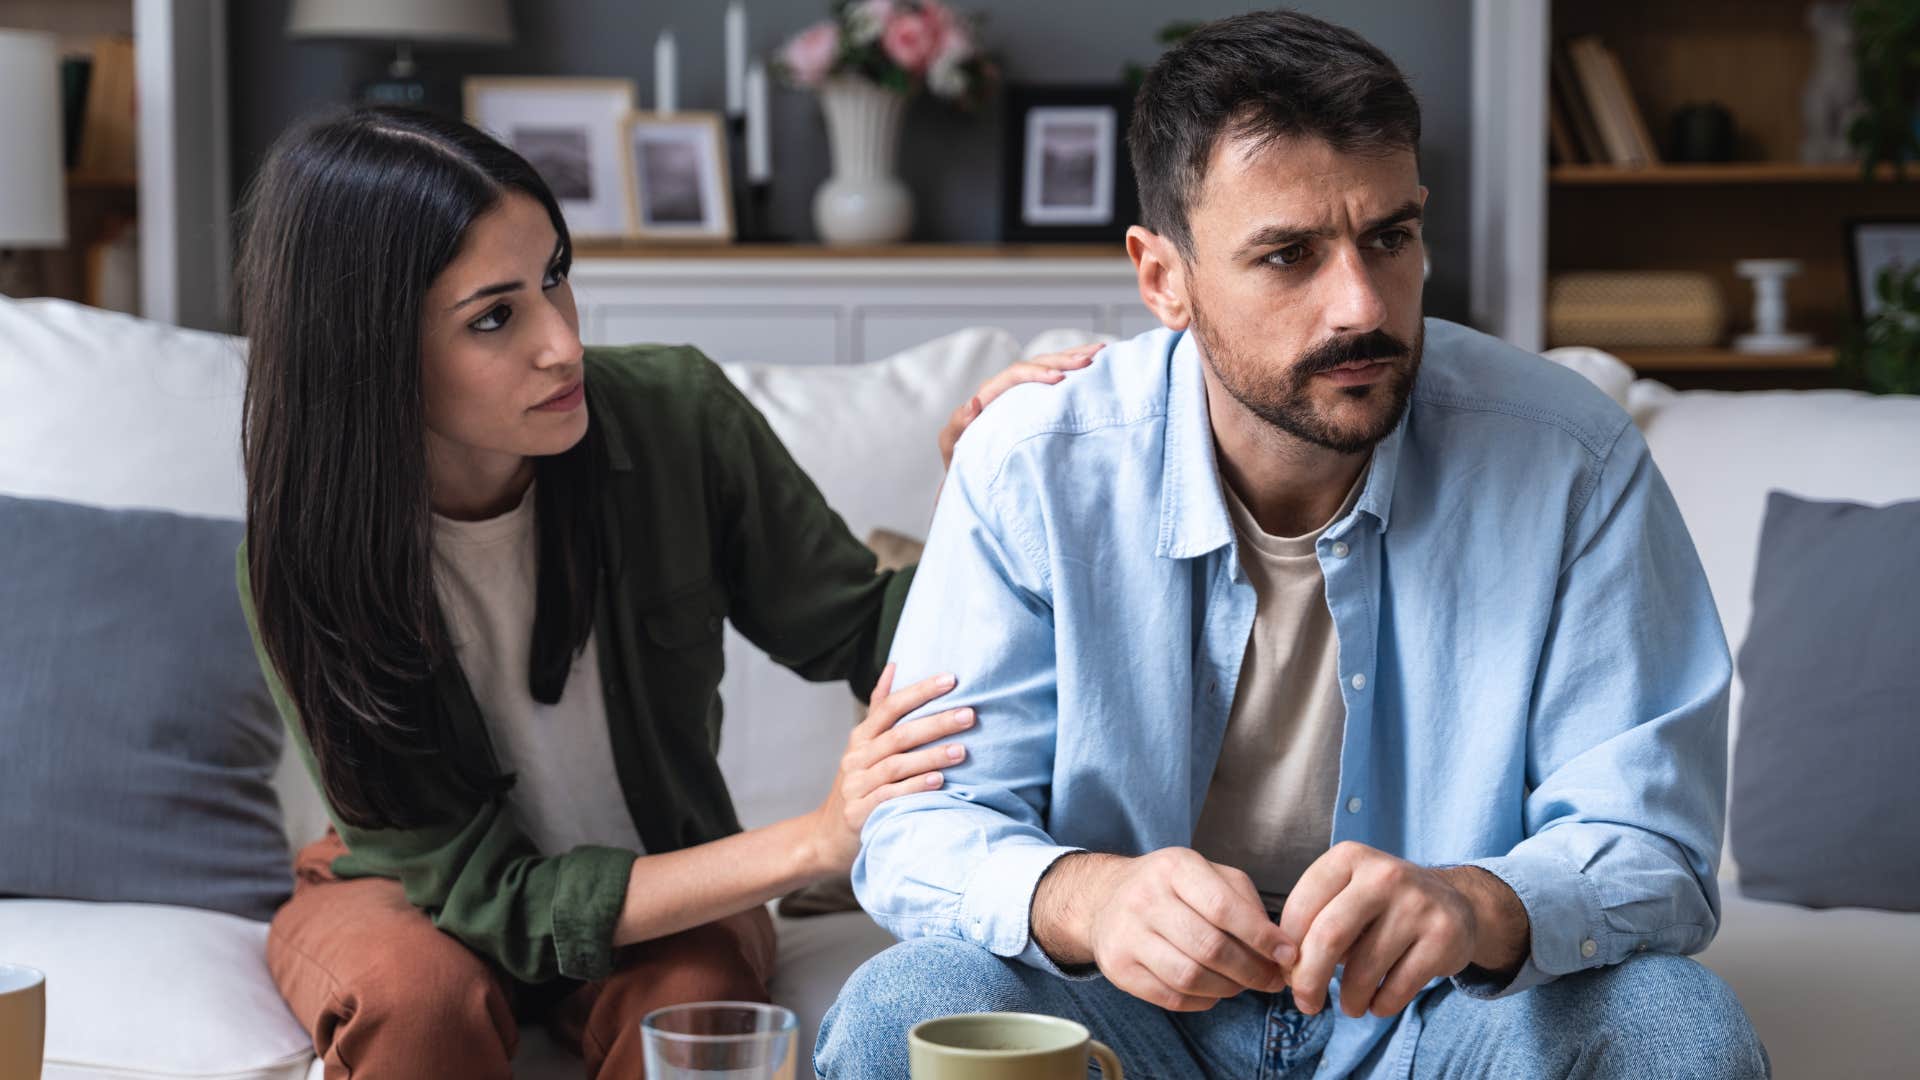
[726,114,785,243]
[742,181,782,242]
[1732,258,1814,354]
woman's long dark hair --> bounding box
[238,107,602,830]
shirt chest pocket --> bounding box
[637,580,731,747]
[642,579,729,651]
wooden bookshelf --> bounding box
[64,172,138,191]
[1551,163,1913,186]
[1545,0,1920,387]
[1611,346,1836,373]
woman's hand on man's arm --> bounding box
[612,663,970,947]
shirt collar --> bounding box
[1157,330,1234,560]
[1155,329,1407,560]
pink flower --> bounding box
[881,10,941,75]
[933,17,972,69]
[780,21,840,87]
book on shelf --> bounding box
[1550,48,1606,165]
[60,55,92,171]
[1600,44,1660,164]
[1548,95,1579,165]
[77,35,136,181]
[1563,35,1660,168]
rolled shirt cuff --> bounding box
[1454,849,1607,1000]
[552,845,642,981]
[957,841,1091,979]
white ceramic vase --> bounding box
[812,77,913,245]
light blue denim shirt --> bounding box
[855,319,1731,1078]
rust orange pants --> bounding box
[268,832,776,1079]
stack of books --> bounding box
[1550,35,1660,168]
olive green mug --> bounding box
[908,1012,1121,1080]
[0,964,45,1080]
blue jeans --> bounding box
[814,937,1769,1079]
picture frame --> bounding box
[999,84,1138,244]
[622,111,735,243]
[1847,218,1920,321]
[464,77,637,240]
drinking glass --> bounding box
[641,1001,798,1080]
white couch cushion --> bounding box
[0,298,248,520]
[0,899,310,1080]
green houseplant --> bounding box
[1842,262,1920,394]
[1850,0,1920,177]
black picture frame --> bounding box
[1846,217,1920,322]
[999,84,1138,244]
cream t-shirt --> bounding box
[431,484,644,857]
[1190,465,1366,908]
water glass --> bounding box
[641,1001,798,1080]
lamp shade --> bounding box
[286,0,512,45]
[0,29,67,248]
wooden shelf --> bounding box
[1608,346,1836,372]
[65,173,138,191]
[572,241,1126,260]
[1551,162,1909,186]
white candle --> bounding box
[725,1,747,118]
[745,59,771,183]
[654,30,678,114]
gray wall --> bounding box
[229,0,1470,320]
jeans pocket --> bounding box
[1266,988,1333,1074]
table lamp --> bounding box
[0,29,68,299]
[287,0,513,107]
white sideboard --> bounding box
[568,244,1154,366]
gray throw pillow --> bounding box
[1731,491,1920,912]
[0,495,290,921]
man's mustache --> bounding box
[1295,330,1410,376]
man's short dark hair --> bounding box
[1128,9,1421,256]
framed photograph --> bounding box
[1848,218,1920,321]
[623,111,734,242]
[464,77,637,240]
[1000,85,1138,243]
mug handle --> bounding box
[1088,1039,1123,1078]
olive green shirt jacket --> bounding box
[238,345,913,983]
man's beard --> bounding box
[1190,298,1423,455]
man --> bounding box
[817,10,1767,1079]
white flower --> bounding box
[847,0,892,46]
[928,55,968,100]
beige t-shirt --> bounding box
[432,484,644,857]
[1190,465,1366,907]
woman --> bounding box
[235,106,1095,1078]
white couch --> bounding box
[1,298,1914,1079]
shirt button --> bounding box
[1580,939,1598,959]
[1331,541,1350,558]
[1346,797,1363,814]
[1350,673,1367,691]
